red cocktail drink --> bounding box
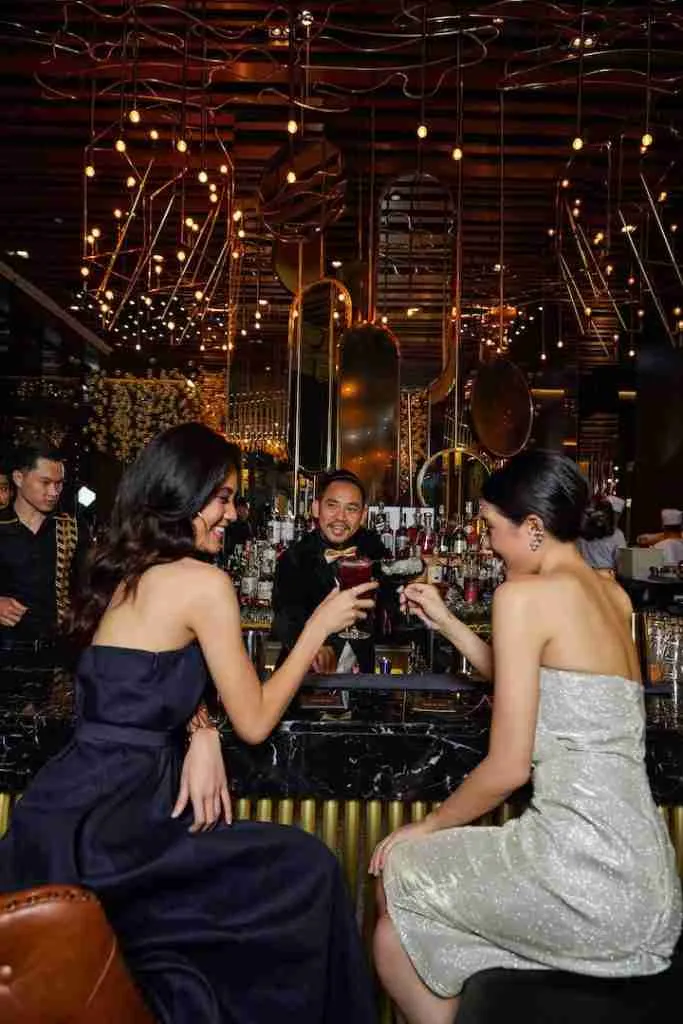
[336,557,373,639]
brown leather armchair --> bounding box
[0,885,155,1024]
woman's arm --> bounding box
[402,582,493,680]
[370,582,546,873]
[185,564,375,744]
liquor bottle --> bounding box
[267,507,281,547]
[280,505,295,547]
[395,510,410,558]
[462,550,480,606]
[407,509,420,549]
[380,514,395,557]
[450,515,467,557]
[464,500,478,551]
[421,511,436,556]
[257,540,275,610]
[294,500,306,543]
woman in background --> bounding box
[370,450,680,1024]
[0,422,378,1024]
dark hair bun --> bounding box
[482,449,589,542]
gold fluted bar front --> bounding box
[235,798,251,821]
[343,800,361,897]
[300,798,317,835]
[670,806,683,876]
[387,800,404,834]
[0,793,11,838]
[277,799,294,826]
[322,800,340,853]
[256,798,273,822]
[410,801,427,823]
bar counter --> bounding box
[1,659,682,807]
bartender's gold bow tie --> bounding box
[324,546,358,563]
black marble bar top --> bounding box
[1,658,682,805]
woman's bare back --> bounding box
[91,559,217,652]
[528,562,640,683]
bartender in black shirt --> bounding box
[0,441,88,649]
[272,468,386,673]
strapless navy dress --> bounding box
[0,644,377,1023]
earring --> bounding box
[529,525,544,552]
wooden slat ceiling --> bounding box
[0,1,682,386]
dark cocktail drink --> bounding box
[336,556,373,639]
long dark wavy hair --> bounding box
[69,422,241,643]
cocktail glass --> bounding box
[336,556,373,640]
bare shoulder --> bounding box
[600,573,634,617]
[494,572,584,617]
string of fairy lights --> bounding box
[28,2,679,379]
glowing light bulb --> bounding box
[154,264,162,275]
[209,183,217,192]
[232,250,240,260]
[176,138,188,153]
[194,290,204,301]
[606,264,613,274]
[129,109,141,124]
[286,170,297,184]
[561,178,570,188]
[100,302,109,313]
[177,250,186,262]
[220,164,228,174]
[627,276,635,286]
[584,307,592,317]
[658,191,668,202]
[85,164,95,178]
[115,138,126,153]
[381,315,388,324]
[254,311,261,320]
[287,119,298,134]
[185,217,194,227]
[144,296,152,306]
[191,222,199,232]
[671,224,678,233]
[674,307,682,316]
[629,349,636,357]
[641,132,653,148]
[541,352,547,361]
[105,289,114,301]
[238,228,245,238]
[232,209,243,222]
[572,136,584,151]
[209,193,218,203]
[451,146,463,161]
[593,232,604,244]
[149,129,159,140]
[167,321,175,331]
[198,169,208,184]
[126,176,136,188]
[91,227,101,239]
[547,228,556,237]
[417,124,428,139]
[86,233,94,245]
[80,266,90,277]
[557,340,564,348]
[241,329,247,337]
[113,208,123,220]
[637,308,644,317]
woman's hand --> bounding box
[310,580,378,638]
[172,727,232,832]
[368,818,437,876]
[401,582,452,633]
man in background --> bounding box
[0,441,88,650]
[637,508,683,550]
[223,495,253,556]
[272,468,385,673]
[0,467,10,511]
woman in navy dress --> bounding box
[0,422,378,1024]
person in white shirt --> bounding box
[577,496,627,571]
